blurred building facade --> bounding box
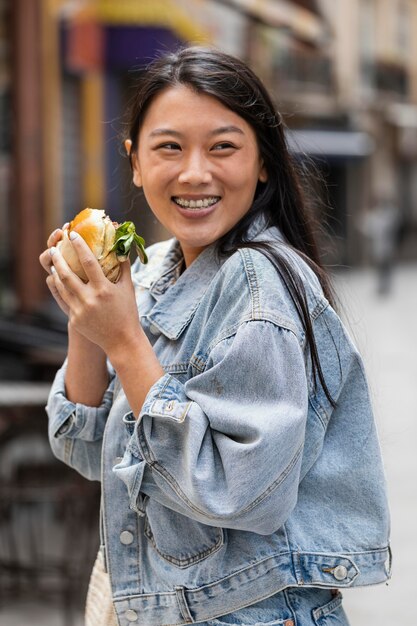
[1,0,417,317]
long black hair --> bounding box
[126,46,336,406]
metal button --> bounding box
[149,323,159,335]
[333,564,348,580]
[120,530,134,545]
[125,609,138,621]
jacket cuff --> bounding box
[47,362,115,442]
[138,374,192,423]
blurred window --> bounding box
[359,0,376,95]
[62,75,82,224]
[372,0,410,97]
[265,26,332,92]
[396,0,411,60]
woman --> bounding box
[40,47,390,626]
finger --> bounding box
[118,258,132,284]
[49,263,76,310]
[39,248,55,274]
[49,245,84,295]
[47,227,66,249]
[67,231,105,284]
[46,274,70,315]
[41,228,65,274]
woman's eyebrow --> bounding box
[149,128,182,137]
[148,126,245,138]
[211,126,244,136]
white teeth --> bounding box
[173,197,219,209]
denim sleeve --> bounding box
[46,360,115,481]
[114,320,309,534]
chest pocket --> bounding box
[144,499,224,568]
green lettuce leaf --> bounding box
[110,221,148,264]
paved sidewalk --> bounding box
[0,601,83,626]
[0,262,415,626]
[335,262,417,624]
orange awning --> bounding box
[62,0,210,43]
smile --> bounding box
[172,196,221,209]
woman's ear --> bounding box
[259,161,268,183]
[125,139,142,187]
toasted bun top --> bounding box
[57,207,121,283]
[69,208,110,257]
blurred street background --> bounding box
[0,0,416,624]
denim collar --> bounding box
[142,214,274,340]
[145,243,222,340]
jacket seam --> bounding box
[159,316,301,376]
[310,298,329,320]
[239,442,304,514]
[206,317,300,367]
[239,248,261,319]
[141,438,304,523]
[161,362,189,374]
[144,517,225,568]
[308,396,328,430]
[64,437,74,465]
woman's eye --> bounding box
[158,142,181,151]
[212,142,235,151]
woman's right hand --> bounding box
[40,225,111,407]
[39,226,70,315]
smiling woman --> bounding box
[39,46,391,626]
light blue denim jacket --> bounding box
[46,221,391,626]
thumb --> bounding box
[118,258,132,284]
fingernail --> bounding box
[62,222,69,230]
[69,231,78,240]
[50,266,56,274]
[50,246,56,256]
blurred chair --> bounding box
[0,395,100,626]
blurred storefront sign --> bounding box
[286,129,375,161]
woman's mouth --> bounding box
[172,196,221,209]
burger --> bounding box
[57,208,147,283]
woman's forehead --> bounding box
[140,84,255,137]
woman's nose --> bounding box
[178,152,212,185]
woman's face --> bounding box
[128,85,267,267]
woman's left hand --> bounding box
[49,232,141,356]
